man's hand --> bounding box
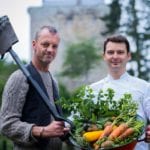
[42,121,70,138]
[32,121,70,138]
[145,125,150,143]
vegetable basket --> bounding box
[68,121,145,150]
[109,140,137,150]
[78,139,137,150]
[59,86,145,150]
[68,123,144,150]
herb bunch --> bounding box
[58,86,138,125]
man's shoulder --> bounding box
[89,77,106,90]
[90,79,105,86]
[128,74,150,89]
[3,69,28,94]
[129,75,149,85]
[8,69,26,83]
[11,69,25,77]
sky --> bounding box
[0,0,42,61]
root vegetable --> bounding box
[118,127,134,140]
[99,124,114,140]
[101,140,114,148]
[87,124,98,131]
[93,124,113,150]
[108,123,128,140]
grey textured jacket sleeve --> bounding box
[0,70,35,145]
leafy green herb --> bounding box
[57,86,139,124]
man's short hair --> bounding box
[103,35,130,53]
[34,26,58,40]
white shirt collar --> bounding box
[106,72,129,81]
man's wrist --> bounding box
[31,126,45,138]
[39,127,45,138]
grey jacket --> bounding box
[0,70,62,150]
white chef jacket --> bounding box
[90,72,150,150]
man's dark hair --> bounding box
[35,26,58,40]
[103,35,130,53]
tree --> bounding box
[60,40,101,82]
[100,0,121,35]
[120,0,150,80]
[101,0,150,81]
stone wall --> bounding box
[28,1,108,90]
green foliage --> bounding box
[58,82,71,100]
[58,86,138,124]
[58,82,72,117]
[100,0,121,35]
[0,135,13,150]
[0,60,18,105]
[61,40,100,80]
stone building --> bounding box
[28,0,108,90]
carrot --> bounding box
[93,117,122,150]
[113,125,118,131]
[108,123,128,140]
[99,124,114,139]
[118,120,144,140]
[93,124,114,150]
[118,127,134,140]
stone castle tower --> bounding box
[28,0,108,90]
